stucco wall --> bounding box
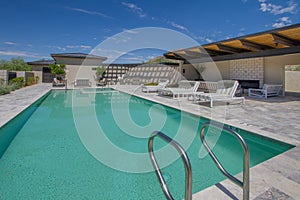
[181,64,199,80]
[214,61,230,80]
[65,65,98,87]
[182,61,229,81]
[265,54,300,86]
[32,71,43,83]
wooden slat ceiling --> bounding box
[164,23,300,62]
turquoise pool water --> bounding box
[0,90,294,199]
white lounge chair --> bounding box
[158,81,201,99]
[198,81,218,93]
[248,84,282,99]
[141,80,169,93]
[195,80,245,107]
[52,77,65,87]
[73,78,91,88]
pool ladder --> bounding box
[148,122,250,200]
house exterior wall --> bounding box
[182,61,230,81]
[214,61,230,80]
[264,54,300,85]
[27,64,50,83]
[0,70,8,85]
[229,57,264,88]
[65,65,98,87]
[181,64,199,80]
[33,71,43,83]
[182,53,300,96]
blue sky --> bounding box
[0,0,299,63]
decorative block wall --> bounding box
[230,58,264,88]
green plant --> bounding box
[0,58,32,71]
[0,86,10,95]
[0,78,5,86]
[295,65,300,71]
[7,83,19,91]
[95,66,106,79]
[49,63,66,75]
[9,77,24,88]
[35,76,40,84]
[26,77,35,86]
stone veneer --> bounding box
[230,58,264,88]
[0,70,8,84]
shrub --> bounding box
[0,78,5,86]
[0,86,10,95]
[9,77,24,88]
[26,77,36,86]
[7,83,19,91]
[35,76,40,84]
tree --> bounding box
[49,63,66,76]
[95,66,106,80]
[0,58,32,71]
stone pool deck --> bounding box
[0,84,299,199]
[116,85,300,200]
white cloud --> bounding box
[66,45,92,50]
[259,0,298,15]
[122,29,139,34]
[66,7,112,19]
[205,38,213,43]
[170,22,188,32]
[48,46,66,51]
[4,41,17,45]
[272,16,292,28]
[122,2,146,18]
[0,50,40,58]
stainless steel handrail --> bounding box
[200,122,250,200]
[148,131,192,200]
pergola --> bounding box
[164,23,300,63]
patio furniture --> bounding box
[52,77,65,87]
[195,80,245,107]
[141,80,169,93]
[73,78,91,88]
[96,78,107,87]
[158,81,201,99]
[248,84,282,99]
[198,81,218,93]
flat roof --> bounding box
[27,60,55,65]
[51,53,107,61]
[164,23,300,63]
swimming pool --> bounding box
[0,90,294,199]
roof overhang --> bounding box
[51,53,107,66]
[51,53,107,61]
[164,23,300,63]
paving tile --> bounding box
[253,187,294,200]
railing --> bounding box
[200,122,250,200]
[148,131,192,200]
